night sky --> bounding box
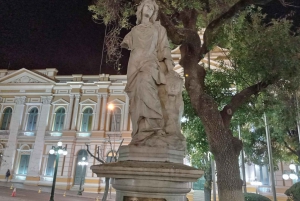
[0,0,117,75]
[0,0,299,75]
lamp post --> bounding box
[108,103,117,160]
[238,125,247,193]
[263,113,277,201]
[49,141,67,201]
[77,157,88,195]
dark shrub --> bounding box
[285,182,300,201]
[244,193,271,201]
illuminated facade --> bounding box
[0,68,131,192]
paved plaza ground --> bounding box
[0,181,114,201]
[0,186,95,201]
[0,181,289,201]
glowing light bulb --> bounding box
[289,164,296,170]
[58,149,63,154]
[282,174,289,180]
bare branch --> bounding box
[85,143,106,164]
[279,0,300,8]
[115,139,124,160]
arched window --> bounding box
[52,108,65,132]
[74,149,88,185]
[81,108,93,132]
[106,151,117,163]
[1,107,12,130]
[26,108,38,131]
[110,107,121,131]
[18,145,31,175]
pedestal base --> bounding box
[91,160,203,201]
[91,146,203,201]
[113,178,190,201]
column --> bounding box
[26,96,52,181]
[93,94,101,130]
[106,109,111,131]
[123,94,129,131]
[71,94,80,130]
[0,96,26,176]
[130,119,133,131]
[100,94,107,131]
[65,94,74,130]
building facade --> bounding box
[0,59,297,195]
[0,68,131,192]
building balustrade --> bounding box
[45,131,63,137]
[106,131,122,139]
[76,131,91,137]
[18,130,36,137]
[0,130,9,139]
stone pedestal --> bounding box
[91,146,203,201]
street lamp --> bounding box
[49,141,67,201]
[107,103,117,160]
[282,163,299,181]
[77,157,88,195]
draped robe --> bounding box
[121,22,172,137]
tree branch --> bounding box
[284,141,298,155]
[159,11,185,45]
[220,80,273,127]
[179,8,199,30]
[86,144,106,164]
[201,0,273,56]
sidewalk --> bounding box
[0,181,115,200]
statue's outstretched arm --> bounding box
[121,31,133,50]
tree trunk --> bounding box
[214,147,244,200]
[179,30,244,201]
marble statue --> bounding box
[121,0,185,150]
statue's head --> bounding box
[136,0,159,25]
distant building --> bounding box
[0,68,130,192]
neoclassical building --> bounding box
[0,68,131,192]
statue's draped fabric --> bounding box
[122,22,172,137]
